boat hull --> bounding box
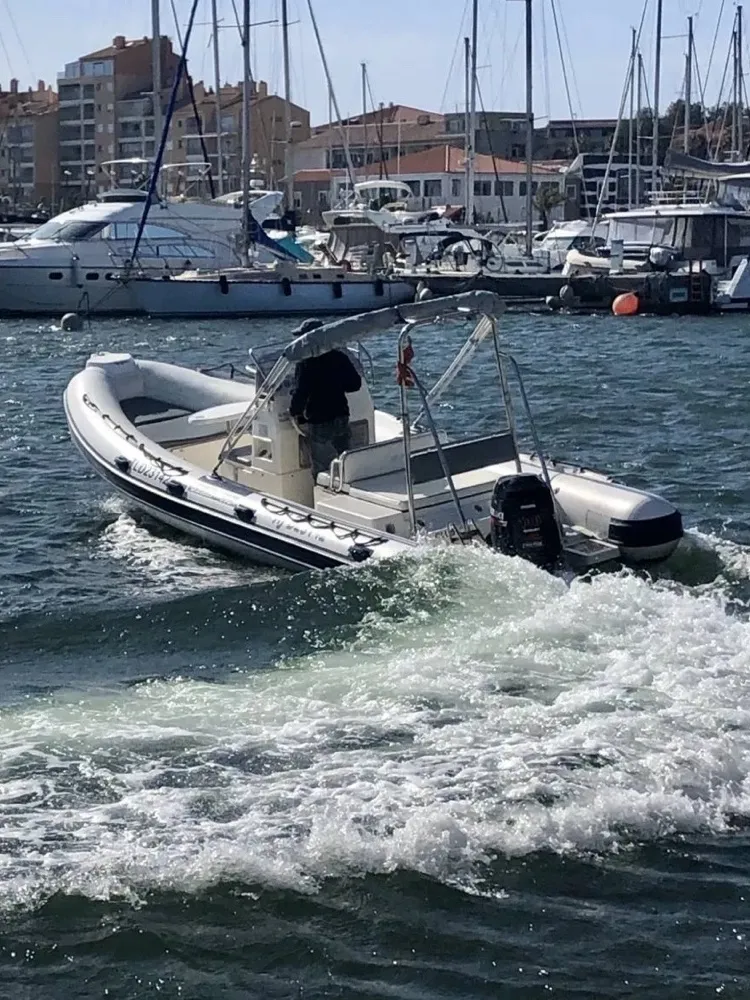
[126,273,416,317]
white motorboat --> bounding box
[0,187,283,316]
[561,190,750,310]
[64,291,683,574]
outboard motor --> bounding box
[489,474,562,570]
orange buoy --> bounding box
[612,291,639,316]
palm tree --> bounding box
[534,184,566,230]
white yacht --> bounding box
[561,192,750,309]
[498,220,609,272]
[0,187,283,316]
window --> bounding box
[519,182,526,197]
[494,180,513,197]
[451,177,462,198]
[423,178,442,198]
[473,179,492,196]
[33,220,106,241]
[566,184,576,199]
[97,124,103,133]
[107,124,114,134]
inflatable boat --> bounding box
[63,291,683,574]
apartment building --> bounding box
[295,104,445,172]
[57,35,180,201]
[166,80,311,194]
[0,79,58,209]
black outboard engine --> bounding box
[489,474,562,570]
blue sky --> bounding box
[1,1,737,124]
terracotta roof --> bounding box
[80,38,151,60]
[385,144,560,175]
[294,145,562,181]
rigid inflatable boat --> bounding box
[64,291,683,574]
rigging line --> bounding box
[690,31,711,140]
[549,0,579,153]
[0,0,33,79]
[540,0,551,124]
[590,0,650,230]
[476,73,508,223]
[439,0,470,113]
[556,0,584,118]
[709,21,734,159]
[704,0,726,92]
[365,73,389,180]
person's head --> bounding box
[291,318,324,336]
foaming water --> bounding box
[2,545,750,914]
[95,499,281,597]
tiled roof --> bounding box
[294,145,562,180]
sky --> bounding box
[0,0,738,125]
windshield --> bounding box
[29,219,106,242]
[609,217,673,245]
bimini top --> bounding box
[283,290,503,364]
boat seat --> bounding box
[318,432,518,507]
[316,431,437,489]
[187,399,250,433]
[121,395,193,427]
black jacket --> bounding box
[289,349,362,424]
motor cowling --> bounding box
[489,474,562,570]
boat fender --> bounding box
[332,281,343,299]
[349,543,372,562]
[559,284,576,306]
[235,505,256,524]
[114,456,131,474]
[373,278,384,296]
[219,274,229,294]
[166,480,186,498]
[281,276,292,296]
[61,312,83,331]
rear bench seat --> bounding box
[317,432,519,509]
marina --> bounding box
[2,0,750,998]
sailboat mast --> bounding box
[525,0,533,255]
[151,0,162,169]
[211,0,224,194]
[628,27,635,209]
[241,0,251,262]
[467,0,478,224]
[464,36,470,220]
[739,6,744,157]
[651,0,662,197]
[684,15,692,154]
[282,0,293,209]
[636,51,643,207]
[306,0,356,190]
[361,62,368,184]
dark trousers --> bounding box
[309,416,351,478]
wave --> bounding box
[1,545,750,912]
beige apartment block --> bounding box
[0,79,58,210]
[164,79,310,195]
[57,35,181,203]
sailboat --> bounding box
[124,0,414,318]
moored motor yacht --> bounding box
[64,291,683,574]
[0,186,283,316]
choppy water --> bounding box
[1,311,750,998]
